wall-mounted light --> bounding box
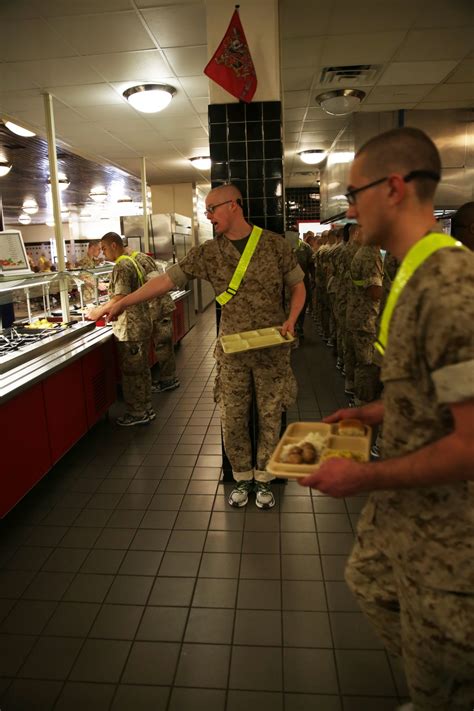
[5,121,36,138]
[47,172,70,191]
[315,89,366,116]
[298,150,327,165]
[0,160,12,177]
[89,186,108,203]
[190,156,211,170]
[123,84,176,113]
[18,213,31,225]
[23,198,39,215]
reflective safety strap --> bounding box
[351,278,366,287]
[375,233,467,356]
[216,225,263,306]
[116,254,145,285]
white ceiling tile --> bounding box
[47,12,155,55]
[367,84,434,102]
[92,144,141,158]
[283,91,310,109]
[0,89,43,113]
[87,50,170,82]
[0,64,39,92]
[15,57,104,88]
[321,31,406,66]
[10,0,133,17]
[446,58,474,83]
[378,61,458,85]
[284,121,303,134]
[284,132,301,143]
[282,68,315,92]
[191,97,210,114]
[416,99,474,110]
[413,0,474,28]
[108,132,167,152]
[284,108,307,121]
[280,0,332,38]
[422,83,474,101]
[327,0,425,33]
[281,37,325,69]
[75,104,140,121]
[147,113,203,130]
[178,76,209,98]
[302,118,347,131]
[0,18,76,61]
[396,28,474,62]
[48,83,124,106]
[142,6,207,48]
[164,46,208,76]
[358,104,414,112]
[159,125,207,141]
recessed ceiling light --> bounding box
[315,89,366,116]
[0,160,12,177]
[23,198,39,214]
[89,186,108,203]
[298,150,327,165]
[123,84,176,113]
[5,121,36,137]
[18,213,31,225]
[190,156,211,170]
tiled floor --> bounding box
[0,307,408,710]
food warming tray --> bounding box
[220,327,294,354]
[266,421,371,479]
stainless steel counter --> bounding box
[0,324,114,403]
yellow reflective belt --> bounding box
[116,253,145,285]
[351,278,366,287]
[216,225,263,306]
[375,233,467,356]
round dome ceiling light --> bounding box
[5,121,36,137]
[47,172,70,191]
[0,160,12,177]
[23,198,39,214]
[123,84,176,113]
[90,186,108,203]
[298,150,327,165]
[315,89,366,116]
[18,213,32,225]
[190,156,211,170]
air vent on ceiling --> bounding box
[294,171,319,176]
[320,65,381,86]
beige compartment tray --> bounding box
[220,327,294,354]
[267,421,371,479]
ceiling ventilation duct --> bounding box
[319,65,381,86]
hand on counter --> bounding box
[85,306,102,321]
[104,299,126,323]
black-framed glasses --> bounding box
[204,200,234,215]
[345,170,440,206]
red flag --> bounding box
[204,8,257,103]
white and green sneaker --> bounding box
[255,482,275,509]
[228,480,253,508]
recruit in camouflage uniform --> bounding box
[345,244,383,404]
[326,233,344,357]
[133,252,178,387]
[167,229,302,482]
[335,233,360,386]
[317,237,332,340]
[109,258,153,418]
[346,246,474,710]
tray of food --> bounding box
[266,419,371,479]
[220,327,294,354]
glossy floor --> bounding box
[0,307,408,710]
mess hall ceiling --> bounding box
[0,0,473,222]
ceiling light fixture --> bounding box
[5,121,36,137]
[315,89,366,116]
[89,186,108,203]
[18,213,31,225]
[190,156,211,170]
[298,150,327,165]
[47,172,70,191]
[23,198,39,215]
[0,160,12,177]
[123,84,176,113]
[117,195,132,203]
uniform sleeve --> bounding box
[281,239,304,287]
[166,244,209,288]
[360,248,383,288]
[422,251,474,403]
[111,264,134,296]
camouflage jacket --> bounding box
[167,228,303,336]
[109,256,152,342]
[346,245,383,332]
[374,247,474,592]
[133,252,176,321]
[335,242,360,310]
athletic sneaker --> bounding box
[116,412,150,427]
[147,408,157,421]
[228,480,253,508]
[344,388,355,396]
[151,378,180,394]
[255,482,275,509]
[370,443,381,458]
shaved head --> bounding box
[208,183,243,204]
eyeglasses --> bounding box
[345,170,440,206]
[204,200,234,215]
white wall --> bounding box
[150,183,194,217]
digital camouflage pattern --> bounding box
[109,258,152,342]
[346,245,383,332]
[347,247,474,709]
[116,340,152,416]
[167,228,302,479]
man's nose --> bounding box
[346,204,357,220]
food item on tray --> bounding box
[280,431,328,464]
[320,449,365,463]
[25,318,55,329]
[301,442,318,464]
[286,445,303,464]
[337,418,366,436]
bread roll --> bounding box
[337,419,365,437]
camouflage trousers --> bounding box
[152,317,176,381]
[343,329,355,390]
[116,339,152,416]
[346,499,474,710]
[345,329,381,403]
[214,348,297,482]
